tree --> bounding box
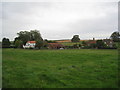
[2,38,11,48]
[17,31,30,45]
[96,40,106,49]
[13,37,19,45]
[35,39,43,49]
[45,39,56,43]
[30,30,43,41]
[14,40,23,48]
[16,30,43,45]
[73,44,79,48]
[71,35,80,42]
[110,31,120,42]
[89,43,96,48]
[82,41,87,46]
[43,40,48,48]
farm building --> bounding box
[86,38,96,46]
[103,39,114,48]
[23,41,64,49]
[86,40,96,46]
[23,41,36,49]
[48,43,65,49]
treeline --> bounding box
[71,32,120,43]
[1,30,120,49]
[69,40,118,49]
[2,30,47,49]
[65,31,120,49]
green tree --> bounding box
[16,30,43,45]
[71,35,80,42]
[90,43,96,48]
[2,38,11,48]
[30,30,43,41]
[15,40,23,48]
[17,31,30,45]
[82,41,87,46]
[73,44,79,48]
[96,40,105,49]
[13,37,20,45]
[35,39,43,49]
[110,31,120,42]
[45,40,56,43]
[43,40,48,48]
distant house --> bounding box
[103,39,114,48]
[86,38,96,46]
[23,41,36,49]
[48,43,65,49]
[23,41,64,49]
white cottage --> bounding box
[23,41,36,49]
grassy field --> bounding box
[2,49,118,88]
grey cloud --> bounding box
[1,2,118,41]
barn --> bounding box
[48,43,65,49]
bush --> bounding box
[2,38,11,48]
[14,40,23,48]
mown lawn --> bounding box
[2,49,118,88]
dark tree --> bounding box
[17,31,30,45]
[96,40,106,49]
[82,41,87,46]
[45,40,56,43]
[13,37,19,45]
[110,31,120,42]
[43,40,48,48]
[2,38,11,48]
[30,30,43,41]
[44,39,48,42]
[71,35,80,42]
[14,40,23,48]
[16,30,43,45]
[90,43,96,48]
[35,39,43,49]
[73,44,79,48]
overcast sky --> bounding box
[1,1,118,41]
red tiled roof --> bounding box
[27,41,36,43]
[87,41,96,44]
[48,43,64,48]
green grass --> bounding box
[2,49,118,88]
